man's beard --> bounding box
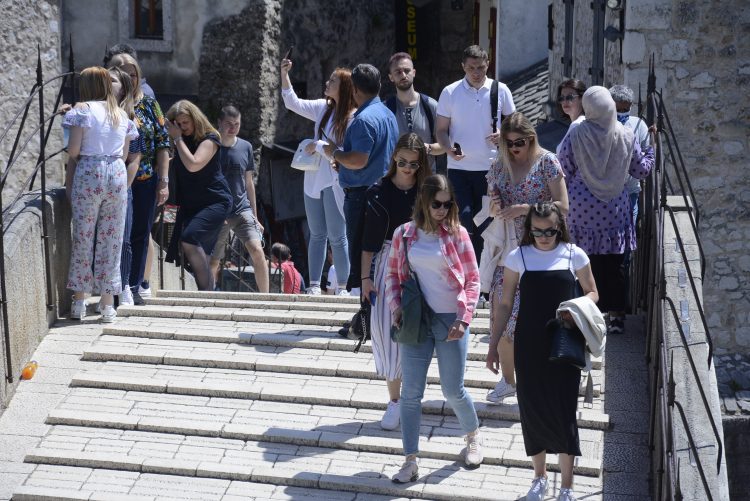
[396,80,413,91]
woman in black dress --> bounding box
[486,202,598,501]
[165,100,232,290]
[360,132,430,431]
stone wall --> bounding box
[548,0,750,353]
[0,0,64,204]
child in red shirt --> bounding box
[270,243,303,294]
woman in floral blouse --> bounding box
[108,53,170,305]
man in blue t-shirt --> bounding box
[324,63,398,292]
[209,106,269,293]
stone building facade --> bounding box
[548,0,749,354]
[0,0,64,203]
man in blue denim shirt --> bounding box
[324,63,398,293]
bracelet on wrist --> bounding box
[361,276,371,281]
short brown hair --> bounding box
[413,174,460,234]
[388,52,413,72]
[462,45,488,63]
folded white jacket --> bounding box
[474,196,518,293]
[557,296,607,371]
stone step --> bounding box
[116,304,494,334]
[144,296,492,318]
[81,334,604,397]
[21,426,603,500]
[45,386,603,475]
[69,362,609,429]
[102,317,603,371]
[12,464,424,501]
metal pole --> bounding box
[0,188,12,383]
[37,46,54,311]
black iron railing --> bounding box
[0,44,76,383]
[634,57,724,500]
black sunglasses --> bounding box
[430,200,454,210]
[557,94,580,103]
[529,228,560,238]
[505,137,530,149]
[396,160,421,169]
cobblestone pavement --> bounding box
[0,290,648,500]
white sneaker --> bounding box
[71,299,86,320]
[100,305,117,323]
[138,284,152,298]
[381,400,400,430]
[120,287,134,306]
[305,285,322,295]
[558,487,577,501]
[526,476,549,501]
[464,431,483,467]
[337,289,350,296]
[391,460,418,483]
[486,377,516,403]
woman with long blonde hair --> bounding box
[108,52,170,305]
[63,66,139,322]
[280,57,356,295]
[164,100,232,291]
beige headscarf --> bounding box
[570,86,635,202]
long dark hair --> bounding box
[384,133,430,185]
[318,67,356,144]
[412,174,460,234]
[556,78,587,120]
[519,202,571,246]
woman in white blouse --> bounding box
[280,57,356,295]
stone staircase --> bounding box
[12,291,608,500]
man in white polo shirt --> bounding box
[436,45,515,260]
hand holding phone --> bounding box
[453,142,463,156]
[283,46,294,60]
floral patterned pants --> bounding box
[67,155,128,296]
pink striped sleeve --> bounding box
[385,226,405,314]
[456,226,480,325]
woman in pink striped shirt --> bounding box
[385,174,482,483]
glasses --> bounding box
[557,94,580,103]
[430,200,454,210]
[529,228,559,238]
[505,137,530,149]
[396,160,421,169]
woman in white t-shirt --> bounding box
[63,66,139,323]
[486,202,598,501]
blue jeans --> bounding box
[400,312,479,456]
[448,169,488,263]
[304,187,349,286]
[120,188,133,290]
[343,187,367,291]
[129,176,158,288]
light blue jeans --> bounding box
[304,186,349,287]
[400,312,479,456]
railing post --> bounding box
[36,45,55,312]
[0,188,12,383]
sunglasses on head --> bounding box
[505,137,530,149]
[529,228,560,238]
[430,200,454,210]
[396,159,421,169]
[557,94,580,103]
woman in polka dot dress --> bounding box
[556,86,654,334]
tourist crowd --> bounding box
[62,42,654,501]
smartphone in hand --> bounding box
[283,46,294,60]
[453,142,463,156]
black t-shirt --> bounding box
[362,177,418,252]
[173,133,232,212]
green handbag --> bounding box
[391,227,433,345]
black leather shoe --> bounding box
[131,289,145,305]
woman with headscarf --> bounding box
[556,86,654,334]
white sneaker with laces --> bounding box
[138,284,152,298]
[486,377,516,403]
[391,460,418,484]
[464,431,483,467]
[306,285,322,295]
[558,487,577,501]
[526,476,549,501]
[71,299,86,320]
[337,289,350,296]
[380,400,400,430]
[120,287,134,306]
[100,305,117,323]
